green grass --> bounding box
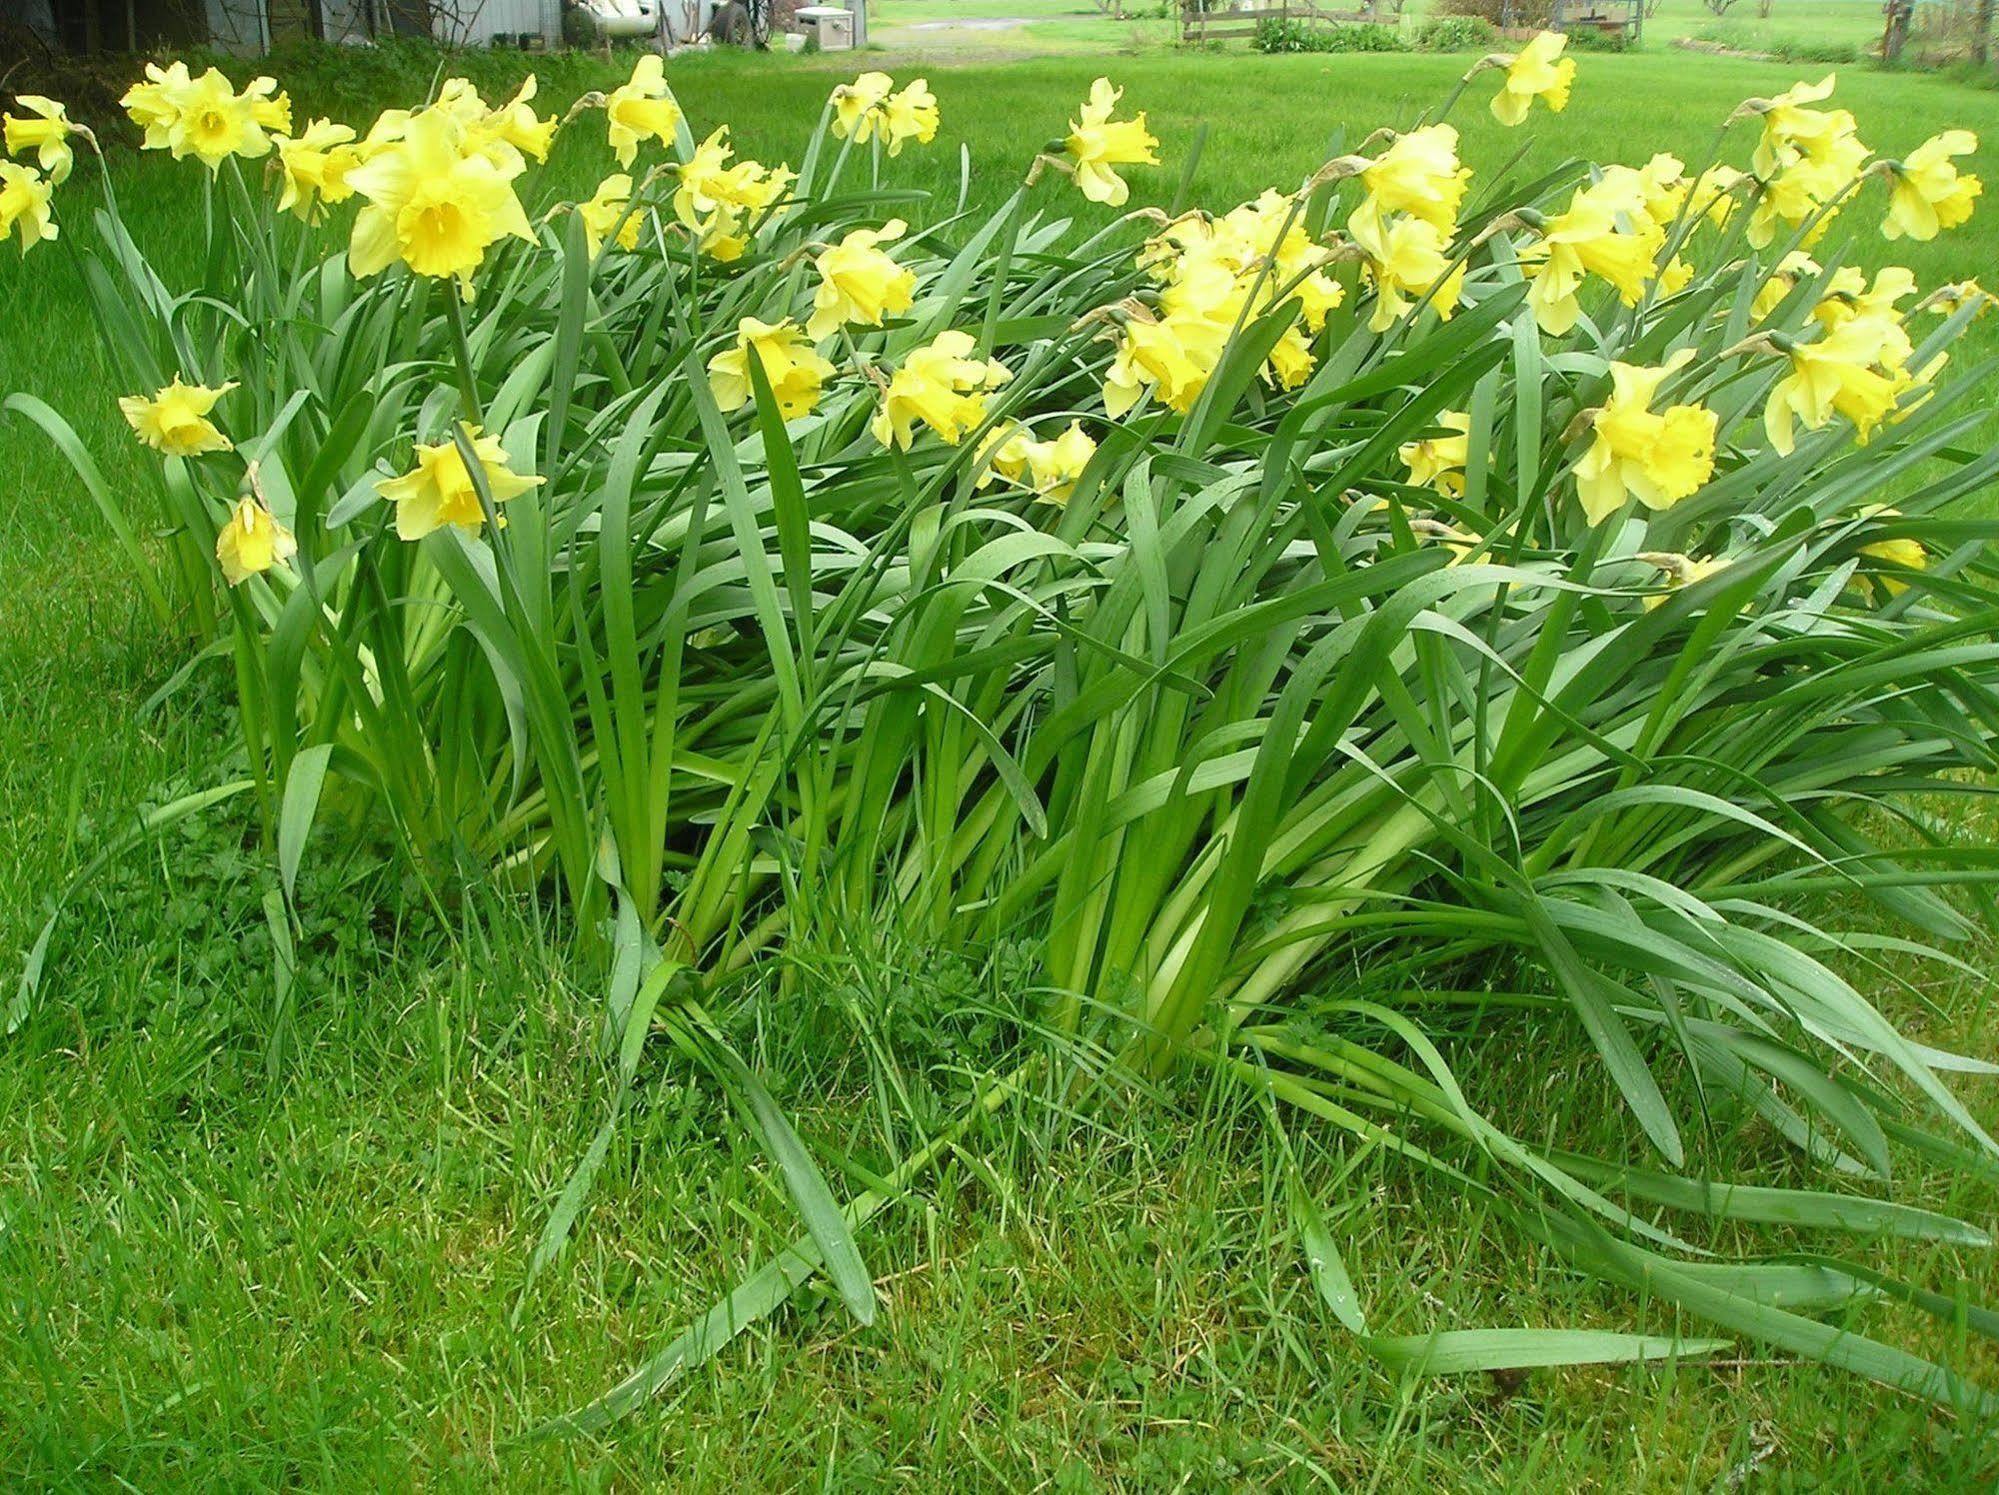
[5,42,1999,1487]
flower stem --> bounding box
[443,284,483,422]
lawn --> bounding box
[4,39,1999,1488]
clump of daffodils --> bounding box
[18,50,1984,659]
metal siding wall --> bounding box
[319,0,378,41]
[439,0,553,42]
[205,0,268,51]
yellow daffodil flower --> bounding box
[1883,130,1981,242]
[1689,164,1747,230]
[1103,309,1226,417]
[1599,153,1688,228]
[883,79,940,155]
[122,61,194,149]
[578,173,642,257]
[274,118,361,223]
[1490,32,1574,128]
[1518,181,1656,336]
[606,53,682,169]
[975,422,1033,488]
[1064,77,1159,208]
[1749,75,1868,180]
[0,161,57,254]
[1763,315,1908,455]
[215,495,297,585]
[1019,421,1098,506]
[831,72,896,143]
[1745,159,1843,250]
[346,107,535,287]
[707,317,836,420]
[1856,508,1926,598]
[808,219,917,341]
[3,95,76,186]
[1753,250,1820,320]
[692,203,750,262]
[1640,551,1728,609]
[674,126,793,237]
[1398,411,1471,496]
[376,424,543,540]
[1360,125,1470,234]
[481,75,559,166]
[1266,323,1317,390]
[166,67,278,170]
[1575,350,1717,524]
[1348,199,1463,333]
[119,377,237,456]
[243,77,291,135]
[871,329,1012,448]
[1813,265,1916,335]
[1927,279,1992,319]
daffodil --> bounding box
[883,79,940,154]
[244,77,292,135]
[166,67,278,170]
[3,96,76,186]
[1064,77,1158,208]
[274,118,361,223]
[376,424,543,540]
[673,126,792,238]
[1883,130,1981,242]
[1689,164,1747,230]
[830,72,896,143]
[1927,279,1992,319]
[0,161,57,254]
[1348,199,1463,333]
[808,219,917,340]
[1489,32,1574,128]
[1266,323,1317,390]
[122,61,193,149]
[119,377,237,456]
[346,107,535,287]
[692,204,750,263]
[1763,315,1908,455]
[1575,351,1717,523]
[578,173,642,257]
[707,317,836,420]
[1857,509,1926,598]
[1019,422,1097,506]
[605,53,682,168]
[1813,264,1916,334]
[480,75,559,166]
[1103,309,1226,417]
[1359,125,1470,234]
[871,329,1012,449]
[1399,411,1471,496]
[975,422,1033,488]
[1518,181,1656,336]
[1749,75,1867,179]
[1753,250,1820,320]
[1599,153,1688,228]
[1640,551,1729,609]
[215,496,297,585]
[1745,159,1842,250]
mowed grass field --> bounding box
[4,43,1999,1487]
